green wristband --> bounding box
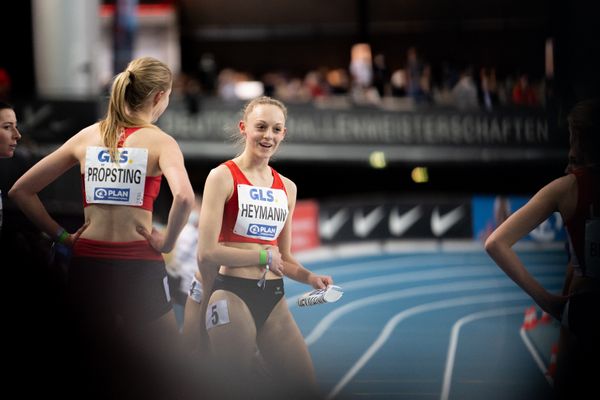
[259,249,268,266]
[56,228,69,244]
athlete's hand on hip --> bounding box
[265,245,284,276]
[539,291,569,321]
[64,220,90,247]
[137,225,167,253]
[309,274,333,290]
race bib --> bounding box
[84,146,148,206]
[233,184,289,241]
[206,299,230,330]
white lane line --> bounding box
[296,240,565,263]
[288,264,561,308]
[304,252,562,279]
[287,257,564,307]
[326,292,551,400]
[440,306,525,400]
[519,327,554,386]
[304,275,563,345]
[308,254,490,277]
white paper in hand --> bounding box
[297,285,344,307]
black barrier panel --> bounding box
[15,99,101,143]
[159,98,561,148]
[16,97,565,164]
[318,198,473,243]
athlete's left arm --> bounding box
[278,177,333,289]
[9,129,86,243]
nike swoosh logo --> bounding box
[389,206,422,236]
[353,207,385,237]
[529,212,562,242]
[431,205,464,236]
[319,208,348,239]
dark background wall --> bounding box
[2,0,599,202]
[177,0,552,81]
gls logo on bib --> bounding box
[234,184,288,241]
[97,149,129,164]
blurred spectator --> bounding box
[165,193,202,329]
[451,66,479,110]
[184,76,202,115]
[390,69,407,98]
[261,72,280,97]
[198,53,217,95]
[406,46,424,101]
[478,67,499,111]
[217,68,237,101]
[419,63,434,105]
[276,76,307,103]
[349,43,373,104]
[327,68,350,95]
[372,53,390,99]
[303,69,328,99]
[217,69,255,102]
[0,68,11,101]
[512,73,538,106]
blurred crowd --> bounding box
[174,45,551,113]
[1,44,550,114]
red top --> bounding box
[82,127,162,211]
[565,167,600,275]
[219,160,287,245]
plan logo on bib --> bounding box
[247,223,277,239]
[94,187,131,202]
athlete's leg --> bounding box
[258,299,321,399]
[206,289,266,398]
[182,294,204,351]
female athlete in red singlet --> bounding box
[9,57,194,399]
[195,96,333,399]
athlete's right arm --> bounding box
[485,176,570,318]
[196,166,266,268]
[153,134,194,252]
[8,132,82,240]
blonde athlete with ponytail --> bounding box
[10,57,194,399]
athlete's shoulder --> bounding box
[142,125,173,142]
[535,174,577,212]
[279,173,297,196]
[64,123,101,148]
[75,122,100,138]
[546,173,577,194]
[208,163,234,182]
[205,163,234,196]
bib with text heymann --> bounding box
[84,146,148,206]
[233,184,289,241]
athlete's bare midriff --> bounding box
[81,204,153,242]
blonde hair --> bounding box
[99,57,172,161]
[241,95,287,121]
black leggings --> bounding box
[68,256,172,330]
